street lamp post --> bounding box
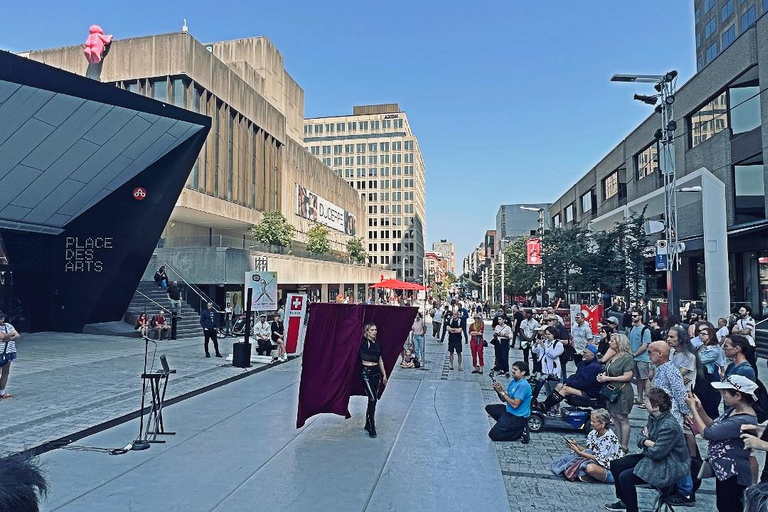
[611,70,679,317]
[500,251,505,306]
[521,206,545,306]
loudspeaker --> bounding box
[232,342,251,368]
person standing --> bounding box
[458,304,469,343]
[571,312,593,368]
[722,335,756,381]
[511,305,524,349]
[486,361,532,443]
[200,302,222,358]
[254,314,272,356]
[628,308,651,406]
[492,316,513,377]
[446,311,464,371]
[597,333,635,453]
[518,309,540,365]
[732,305,757,377]
[469,314,485,374]
[359,322,388,438]
[411,312,426,365]
[167,281,182,317]
[271,312,286,362]
[0,312,20,400]
[431,305,443,339]
[440,305,451,344]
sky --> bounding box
[0,1,696,265]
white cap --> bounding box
[711,375,758,400]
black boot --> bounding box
[541,391,564,412]
[367,402,377,437]
[521,425,530,444]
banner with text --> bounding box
[296,184,357,236]
[284,293,308,355]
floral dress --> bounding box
[585,428,625,468]
[703,407,757,487]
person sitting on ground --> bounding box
[151,310,171,340]
[605,387,691,512]
[723,334,756,382]
[400,348,415,369]
[551,408,624,483]
[534,344,603,414]
[0,455,48,512]
[486,360,532,443]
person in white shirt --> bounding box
[431,306,443,338]
[715,317,729,343]
[732,305,758,378]
[519,310,540,365]
[533,326,565,399]
[0,312,20,400]
[254,314,272,356]
[492,317,514,377]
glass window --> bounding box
[636,142,659,180]
[581,191,594,214]
[552,214,562,228]
[705,17,718,38]
[704,0,716,12]
[697,32,702,48]
[604,172,619,199]
[127,81,140,94]
[696,8,702,22]
[734,164,766,223]
[171,78,186,107]
[690,91,728,147]
[722,0,734,21]
[564,204,575,224]
[706,41,719,63]
[151,79,167,102]
[741,5,756,30]
[722,24,736,48]
[730,85,761,133]
[765,0,768,12]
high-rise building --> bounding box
[303,104,426,282]
[495,203,550,253]
[432,239,455,274]
[693,0,768,71]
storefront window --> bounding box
[734,163,766,223]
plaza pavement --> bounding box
[3,321,727,510]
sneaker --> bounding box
[0,394,13,400]
[215,353,223,358]
[521,426,530,444]
[666,494,695,507]
[205,353,211,358]
[579,475,595,483]
[604,501,626,511]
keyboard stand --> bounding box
[141,369,177,443]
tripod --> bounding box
[132,335,154,450]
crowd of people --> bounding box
[421,295,768,512]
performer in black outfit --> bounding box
[359,322,388,438]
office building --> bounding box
[432,240,455,274]
[694,0,768,70]
[303,104,426,282]
[495,203,550,253]
[25,33,392,309]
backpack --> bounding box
[753,378,768,423]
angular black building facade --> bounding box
[0,50,210,332]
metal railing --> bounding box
[161,261,221,315]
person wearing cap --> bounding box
[570,312,593,368]
[254,313,272,356]
[468,314,486,374]
[686,375,758,511]
[0,312,20,400]
[534,344,602,414]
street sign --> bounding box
[472,290,478,299]
[655,240,668,271]
[132,187,146,200]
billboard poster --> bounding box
[526,238,541,265]
[296,184,356,236]
[246,271,278,312]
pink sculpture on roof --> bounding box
[83,25,113,64]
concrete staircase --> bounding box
[123,281,201,339]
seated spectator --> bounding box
[534,344,602,414]
[551,408,624,483]
[605,387,690,512]
[486,361,532,443]
[0,455,48,512]
[596,324,615,363]
[135,313,150,338]
[400,348,415,369]
[151,310,170,340]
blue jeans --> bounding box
[413,334,425,362]
[677,473,693,497]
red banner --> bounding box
[526,238,542,265]
[285,293,308,354]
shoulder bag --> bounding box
[598,359,626,403]
[0,341,10,368]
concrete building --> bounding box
[425,251,447,288]
[548,13,768,321]
[24,33,393,307]
[495,203,550,253]
[432,240,455,274]
[484,230,496,264]
[303,104,427,283]
[694,0,768,71]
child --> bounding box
[401,349,415,369]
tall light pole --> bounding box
[521,206,545,306]
[500,251,505,306]
[491,263,495,305]
[611,70,679,317]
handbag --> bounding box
[0,341,10,368]
[697,460,715,479]
[599,383,625,403]
[483,339,489,347]
[563,456,589,481]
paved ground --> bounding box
[3,321,729,510]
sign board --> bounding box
[284,293,308,355]
[472,290,478,299]
[246,271,278,311]
[296,184,357,236]
[526,238,542,265]
[581,304,603,335]
[655,240,668,271]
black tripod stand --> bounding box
[132,335,154,450]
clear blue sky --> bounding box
[1,1,695,264]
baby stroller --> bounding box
[232,313,254,336]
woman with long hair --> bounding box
[697,321,724,417]
[666,325,697,391]
[359,322,388,438]
[597,333,635,452]
[597,325,615,364]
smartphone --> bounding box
[490,373,496,383]
[563,436,571,443]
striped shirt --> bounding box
[0,323,17,354]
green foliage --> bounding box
[250,211,295,247]
[495,237,541,297]
[306,224,331,254]
[346,237,368,263]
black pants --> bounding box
[461,321,468,342]
[361,366,381,430]
[257,338,271,355]
[716,476,746,512]
[521,344,530,365]
[203,328,220,355]
[486,404,527,441]
[747,349,759,379]
[432,321,441,338]
[441,322,449,342]
[496,339,510,373]
[610,454,650,512]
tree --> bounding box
[346,237,368,263]
[251,211,295,247]
[497,237,541,298]
[306,224,331,254]
[542,226,591,300]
